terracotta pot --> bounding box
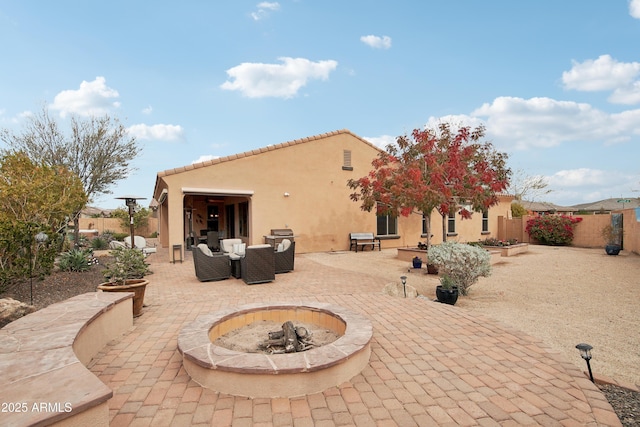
[97,279,149,317]
[427,264,439,275]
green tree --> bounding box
[0,152,87,231]
[111,205,151,234]
[0,105,141,243]
[348,122,511,248]
[0,152,87,288]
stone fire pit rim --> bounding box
[177,301,373,375]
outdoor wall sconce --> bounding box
[400,276,407,298]
[575,343,594,382]
[284,192,290,197]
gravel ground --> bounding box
[1,246,638,424]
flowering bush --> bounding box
[525,215,583,246]
[428,242,491,296]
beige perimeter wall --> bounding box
[498,208,640,253]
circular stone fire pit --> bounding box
[177,302,373,398]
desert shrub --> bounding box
[525,215,582,246]
[58,249,93,272]
[428,242,491,296]
[90,236,109,250]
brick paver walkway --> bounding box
[88,248,621,426]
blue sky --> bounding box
[1,1,640,209]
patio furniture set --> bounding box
[193,238,295,284]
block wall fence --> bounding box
[78,217,159,238]
[497,208,640,254]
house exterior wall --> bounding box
[153,130,514,258]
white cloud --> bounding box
[192,155,220,164]
[562,55,640,91]
[362,134,396,149]
[142,105,153,115]
[630,0,640,19]
[360,35,392,49]
[50,76,120,117]
[251,2,280,20]
[543,168,640,205]
[562,55,640,104]
[220,57,338,98]
[127,124,184,141]
[609,81,640,105]
[471,96,640,149]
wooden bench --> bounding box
[0,292,133,427]
[349,232,381,252]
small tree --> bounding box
[1,106,141,244]
[348,122,511,248]
[111,205,150,235]
[428,242,491,296]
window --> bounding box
[342,149,353,171]
[447,207,456,234]
[376,203,397,236]
[482,210,489,233]
[239,202,249,237]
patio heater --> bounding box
[115,195,146,247]
[575,343,595,383]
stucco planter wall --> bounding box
[483,243,529,257]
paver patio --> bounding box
[88,248,621,426]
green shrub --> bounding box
[58,249,93,272]
[428,242,491,296]
[103,247,151,284]
[525,215,582,246]
[90,237,109,250]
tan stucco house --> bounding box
[152,129,513,260]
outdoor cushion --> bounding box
[197,243,214,257]
[232,243,246,256]
[221,238,243,254]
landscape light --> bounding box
[400,276,407,298]
[575,343,594,383]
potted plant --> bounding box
[601,224,623,256]
[412,256,423,269]
[428,241,491,298]
[435,275,458,305]
[98,246,151,317]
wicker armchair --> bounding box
[240,244,275,285]
[193,244,232,282]
[274,240,295,274]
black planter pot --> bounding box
[412,258,423,269]
[605,244,621,255]
[436,285,459,305]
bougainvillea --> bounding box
[525,215,583,246]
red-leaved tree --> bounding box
[347,122,511,248]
